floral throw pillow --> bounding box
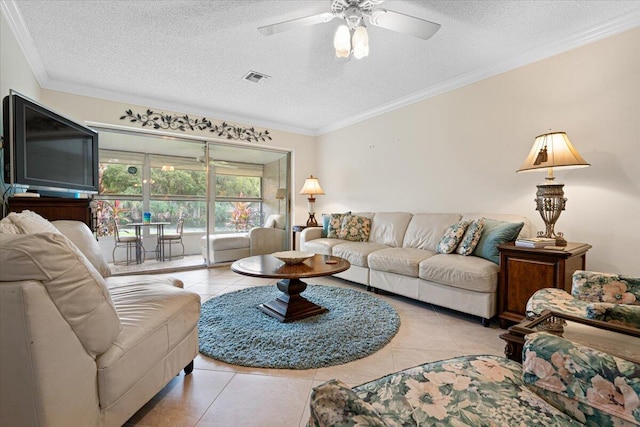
[456,218,485,255]
[327,212,350,238]
[339,215,371,242]
[436,220,471,254]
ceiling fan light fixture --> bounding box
[352,25,369,59]
[334,24,351,57]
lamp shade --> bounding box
[299,175,325,195]
[275,188,287,200]
[334,25,351,58]
[352,25,369,59]
[517,132,590,173]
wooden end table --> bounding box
[291,225,322,250]
[497,242,591,328]
[231,254,350,322]
[500,310,640,363]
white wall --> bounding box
[316,28,640,275]
[0,13,40,107]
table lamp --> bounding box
[517,131,590,246]
[299,175,325,227]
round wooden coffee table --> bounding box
[231,254,350,322]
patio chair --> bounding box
[157,215,185,261]
[112,220,143,265]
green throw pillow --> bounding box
[321,214,330,238]
[473,219,525,264]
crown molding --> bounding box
[315,10,640,136]
[4,0,639,138]
[1,0,48,85]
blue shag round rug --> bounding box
[198,285,400,369]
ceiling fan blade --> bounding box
[368,9,440,40]
[258,12,336,36]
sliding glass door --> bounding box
[93,125,290,270]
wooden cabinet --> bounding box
[497,241,591,328]
[8,197,93,230]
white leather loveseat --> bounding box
[300,212,530,326]
[200,213,287,263]
[0,213,200,427]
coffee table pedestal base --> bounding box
[257,278,327,322]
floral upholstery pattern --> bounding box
[572,270,639,305]
[436,220,470,254]
[339,215,372,242]
[456,218,485,255]
[527,271,640,328]
[327,212,350,238]
[523,332,640,426]
[308,355,583,427]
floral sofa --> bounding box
[300,212,530,325]
[0,212,201,427]
[527,270,640,329]
[308,332,640,426]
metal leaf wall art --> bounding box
[120,109,272,142]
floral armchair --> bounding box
[526,270,640,329]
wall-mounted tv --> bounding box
[2,91,99,194]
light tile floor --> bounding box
[124,266,507,427]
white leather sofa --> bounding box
[201,213,287,263]
[300,212,530,326]
[0,214,201,427]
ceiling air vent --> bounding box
[242,70,270,83]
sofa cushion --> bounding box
[333,242,389,268]
[52,220,112,278]
[2,210,61,234]
[419,253,499,292]
[403,213,462,252]
[369,212,412,247]
[436,220,470,254]
[368,247,435,277]
[338,214,371,242]
[473,219,524,264]
[0,233,121,357]
[456,218,485,255]
[462,213,531,239]
[96,282,200,409]
[303,237,345,256]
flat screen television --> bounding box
[2,91,99,194]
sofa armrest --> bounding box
[249,227,286,255]
[308,380,388,427]
[300,227,323,250]
[523,331,640,426]
[1,281,100,426]
[572,270,640,305]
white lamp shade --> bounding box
[517,132,590,173]
[275,188,287,199]
[299,175,325,195]
[334,25,351,58]
[352,25,369,59]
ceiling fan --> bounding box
[258,0,440,59]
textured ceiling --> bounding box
[4,0,640,135]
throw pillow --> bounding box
[327,211,351,238]
[338,214,371,242]
[456,218,485,255]
[473,219,525,264]
[321,214,330,238]
[436,220,471,254]
[6,210,62,235]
